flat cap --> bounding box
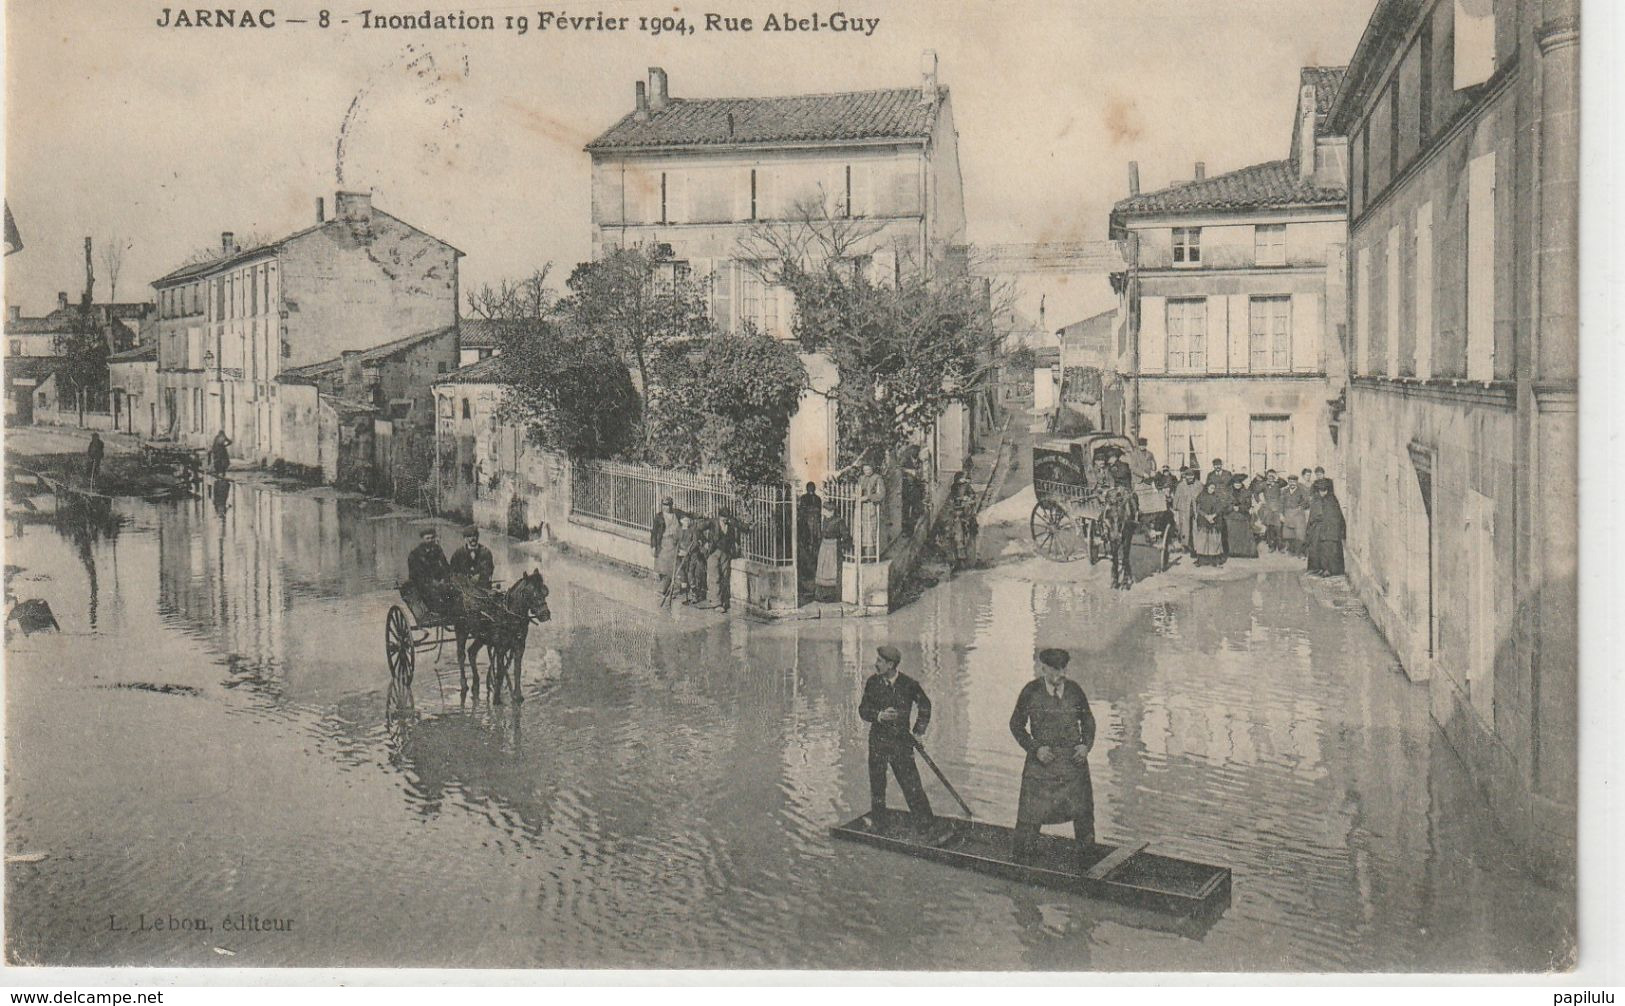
[419,528,438,539]
[1037,647,1071,669]
[876,645,902,664]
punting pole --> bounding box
[911,735,974,819]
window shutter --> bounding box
[1466,152,1496,381]
[1356,247,1371,374]
[1386,226,1403,377]
[1226,295,1249,373]
[1290,292,1321,373]
[711,260,733,331]
[852,163,873,217]
[1453,0,1496,90]
[1139,296,1167,373]
[1415,202,1434,380]
[666,170,688,224]
[735,167,753,221]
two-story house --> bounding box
[4,294,151,423]
[1109,67,1350,476]
[149,191,462,462]
[1324,0,1577,884]
[584,59,966,338]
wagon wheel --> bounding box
[1031,500,1083,562]
[1086,518,1106,565]
[385,605,415,686]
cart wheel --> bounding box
[1086,518,1105,565]
[1159,523,1174,572]
[1031,500,1083,562]
[386,605,415,686]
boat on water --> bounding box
[831,808,1231,920]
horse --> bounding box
[453,569,551,704]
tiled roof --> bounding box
[458,318,522,349]
[275,325,455,384]
[153,209,462,286]
[586,87,945,151]
[5,302,151,335]
[4,357,61,382]
[1111,159,1346,219]
[1303,66,1348,131]
[433,354,506,386]
[108,343,157,363]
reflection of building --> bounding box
[1325,0,1577,883]
[150,193,462,463]
[1110,67,1349,474]
[586,59,966,337]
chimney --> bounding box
[7,305,20,324]
[1127,161,1140,196]
[222,231,237,256]
[334,191,373,222]
[57,291,69,310]
[341,349,363,389]
[921,49,939,100]
[316,197,325,223]
[1297,83,1318,181]
[648,67,669,113]
[634,80,650,122]
[1195,162,1206,181]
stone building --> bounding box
[4,295,150,423]
[107,342,159,436]
[1324,0,1578,882]
[149,192,462,463]
[584,58,966,338]
[1109,67,1350,475]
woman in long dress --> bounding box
[1192,482,1229,567]
[814,503,848,602]
[1224,475,1257,558]
[1305,478,1347,576]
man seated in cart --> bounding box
[405,527,458,621]
[449,526,495,589]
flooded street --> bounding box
[4,478,1573,971]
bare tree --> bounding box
[99,236,132,302]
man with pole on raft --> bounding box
[858,644,950,840]
[1009,647,1097,869]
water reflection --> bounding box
[3,483,1574,970]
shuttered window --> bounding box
[1167,299,1207,372]
[1248,297,1291,373]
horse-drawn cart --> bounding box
[1029,432,1179,571]
[385,582,456,686]
[139,439,205,484]
[385,572,553,700]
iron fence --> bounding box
[570,459,794,566]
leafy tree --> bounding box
[562,247,714,397]
[475,268,640,459]
[52,298,110,423]
[494,317,641,459]
[643,330,807,485]
[743,205,1006,466]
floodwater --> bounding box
[4,478,1574,970]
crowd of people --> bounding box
[649,497,743,612]
[1162,458,1347,576]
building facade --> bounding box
[1324,0,1577,882]
[107,342,159,436]
[149,192,462,462]
[1110,67,1350,476]
[4,295,150,422]
[584,60,966,338]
